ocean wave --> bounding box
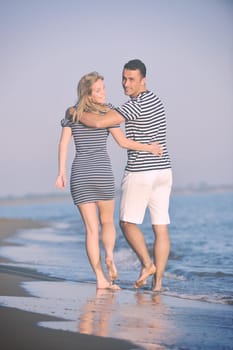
[164,291,233,305]
[186,270,233,278]
[164,272,186,281]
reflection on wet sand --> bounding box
[77,289,176,350]
[78,288,117,337]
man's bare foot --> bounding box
[105,258,118,282]
[134,264,156,288]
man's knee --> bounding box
[119,220,125,231]
[120,220,132,231]
[152,224,169,236]
[120,220,136,232]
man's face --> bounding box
[122,68,146,97]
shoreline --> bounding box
[0,218,141,350]
[0,218,233,350]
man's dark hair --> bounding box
[123,59,146,77]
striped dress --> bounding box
[61,110,118,205]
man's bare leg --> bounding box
[120,221,156,288]
[152,224,170,292]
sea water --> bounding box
[0,191,232,305]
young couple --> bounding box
[55,59,172,292]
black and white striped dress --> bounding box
[61,110,118,205]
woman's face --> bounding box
[90,79,106,104]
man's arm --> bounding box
[80,109,124,128]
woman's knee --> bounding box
[99,213,114,226]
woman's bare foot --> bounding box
[134,264,156,288]
[152,276,162,292]
[138,267,148,286]
[97,280,121,290]
[109,283,121,290]
[105,258,118,282]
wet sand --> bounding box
[0,218,232,350]
[0,218,139,350]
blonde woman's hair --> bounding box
[72,71,110,122]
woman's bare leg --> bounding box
[97,199,119,283]
[78,202,111,289]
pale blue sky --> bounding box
[1,0,232,197]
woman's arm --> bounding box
[110,127,163,156]
[55,127,72,189]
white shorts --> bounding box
[120,169,172,225]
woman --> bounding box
[55,72,163,290]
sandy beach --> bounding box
[0,218,140,350]
[0,218,233,350]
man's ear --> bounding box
[141,76,146,87]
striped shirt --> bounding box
[115,90,171,172]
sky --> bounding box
[0,0,233,197]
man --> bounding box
[80,59,172,292]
